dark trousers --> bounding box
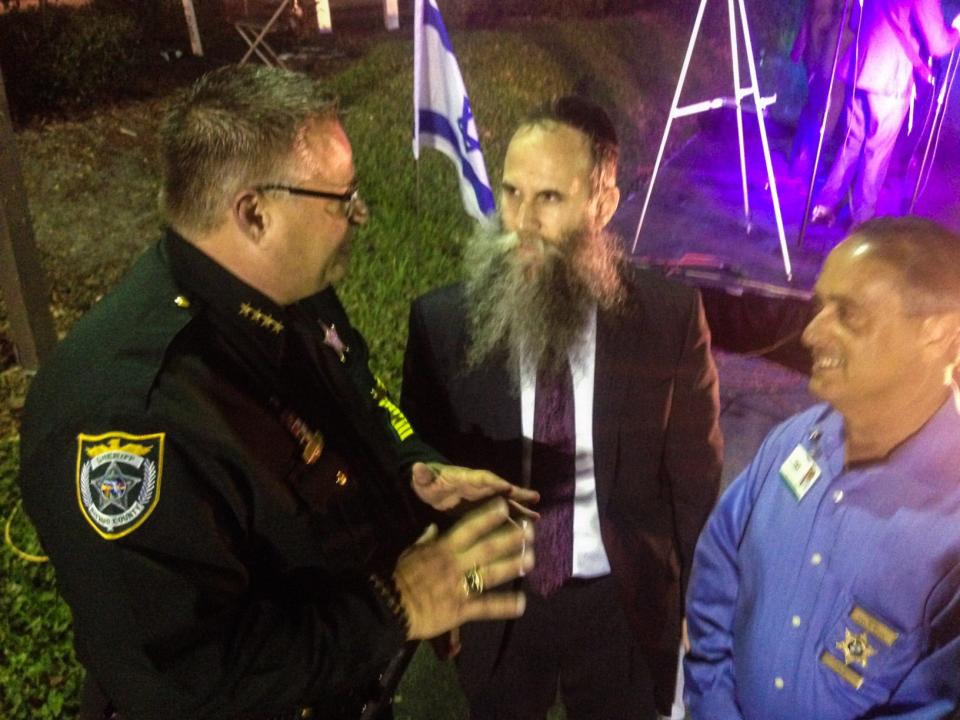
[457,575,658,720]
[790,69,848,177]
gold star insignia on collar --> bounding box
[239,302,284,334]
[836,628,876,668]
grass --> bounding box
[1,8,767,718]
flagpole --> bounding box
[416,161,422,218]
[413,0,423,220]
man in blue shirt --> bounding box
[685,216,960,719]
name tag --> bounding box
[780,444,821,501]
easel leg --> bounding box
[728,0,751,232]
[631,0,710,254]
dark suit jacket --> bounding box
[400,264,723,713]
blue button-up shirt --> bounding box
[685,397,960,719]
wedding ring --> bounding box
[463,565,485,598]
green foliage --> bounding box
[0,439,82,720]
[0,6,144,122]
[89,0,229,42]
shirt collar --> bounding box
[825,389,960,482]
[163,228,291,366]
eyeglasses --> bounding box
[259,182,363,222]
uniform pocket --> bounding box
[816,594,921,713]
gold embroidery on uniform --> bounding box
[85,438,152,458]
[850,606,899,646]
[820,651,864,689]
[239,302,284,334]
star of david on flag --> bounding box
[413,0,495,221]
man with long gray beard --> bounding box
[401,96,723,719]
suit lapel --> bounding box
[593,293,645,514]
[456,347,524,484]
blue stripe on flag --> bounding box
[423,3,454,53]
[419,109,496,215]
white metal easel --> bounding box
[631,0,793,281]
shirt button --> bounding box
[775,677,785,690]
[791,615,801,628]
[833,489,844,503]
[811,553,823,566]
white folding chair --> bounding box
[235,0,292,69]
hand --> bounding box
[682,618,690,653]
[410,461,540,515]
[394,497,534,640]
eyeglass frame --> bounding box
[258,182,363,221]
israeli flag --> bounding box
[413,0,495,221]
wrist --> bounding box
[369,572,411,640]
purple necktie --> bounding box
[527,359,575,598]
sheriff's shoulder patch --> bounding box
[76,431,164,540]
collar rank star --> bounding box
[76,432,164,540]
[239,302,284,334]
[837,628,877,668]
[779,443,821,501]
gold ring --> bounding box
[463,565,484,598]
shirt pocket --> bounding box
[815,593,922,715]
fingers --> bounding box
[459,591,527,624]
[410,461,436,488]
[414,523,439,545]
[447,467,540,510]
[456,518,531,582]
[507,498,540,522]
[395,498,535,640]
[441,465,514,499]
[443,497,515,553]
[469,548,535,594]
[411,461,542,514]
[506,484,540,505]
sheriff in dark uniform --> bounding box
[18,66,536,720]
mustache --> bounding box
[488,230,568,268]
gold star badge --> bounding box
[836,628,876,668]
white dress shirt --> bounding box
[520,306,610,578]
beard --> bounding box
[463,217,626,385]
